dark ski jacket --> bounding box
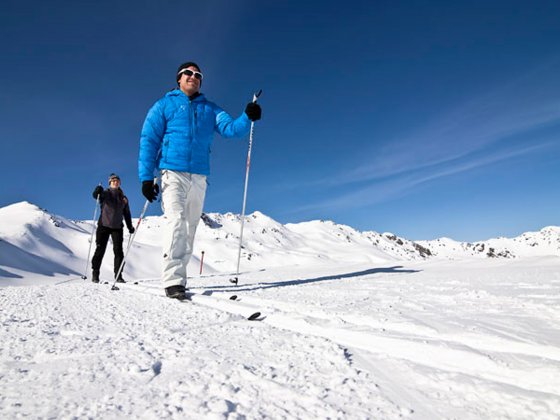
[93,187,133,230]
[138,89,251,182]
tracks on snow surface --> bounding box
[108,278,560,397]
[112,282,263,321]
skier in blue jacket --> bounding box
[138,61,262,300]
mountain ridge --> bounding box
[1,201,558,281]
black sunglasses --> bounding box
[178,68,203,80]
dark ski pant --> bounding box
[91,225,124,276]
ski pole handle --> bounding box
[252,89,262,103]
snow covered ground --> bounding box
[1,202,560,418]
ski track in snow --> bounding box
[0,281,401,419]
[1,259,560,418]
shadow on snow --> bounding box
[0,239,80,278]
[204,266,421,293]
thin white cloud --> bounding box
[342,102,560,187]
[290,140,555,214]
[295,60,559,191]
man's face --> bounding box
[178,66,202,96]
[109,178,121,188]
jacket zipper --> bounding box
[187,100,194,167]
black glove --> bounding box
[93,185,103,199]
[142,180,159,202]
[128,227,135,234]
[245,102,262,121]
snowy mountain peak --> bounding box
[1,201,560,283]
[0,200,43,221]
[0,201,71,237]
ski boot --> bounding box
[165,285,187,300]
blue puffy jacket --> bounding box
[138,89,251,181]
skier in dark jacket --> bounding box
[91,173,135,283]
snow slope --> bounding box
[1,201,560,418]
[0,201,433,286]
[2,259,559,419]
[2,201,559,286]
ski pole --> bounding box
[232,90,262,285]
[111,177,158,291]
[126,233,133,251]
[82,183,102,280]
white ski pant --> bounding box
[161,170,207,288]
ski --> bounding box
[182,290,262,321]
[183,291,262,321]
[107,281,263,321]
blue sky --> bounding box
[1,0,559,241]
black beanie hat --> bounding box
[176,61,201,84]
[108,173,120,183]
